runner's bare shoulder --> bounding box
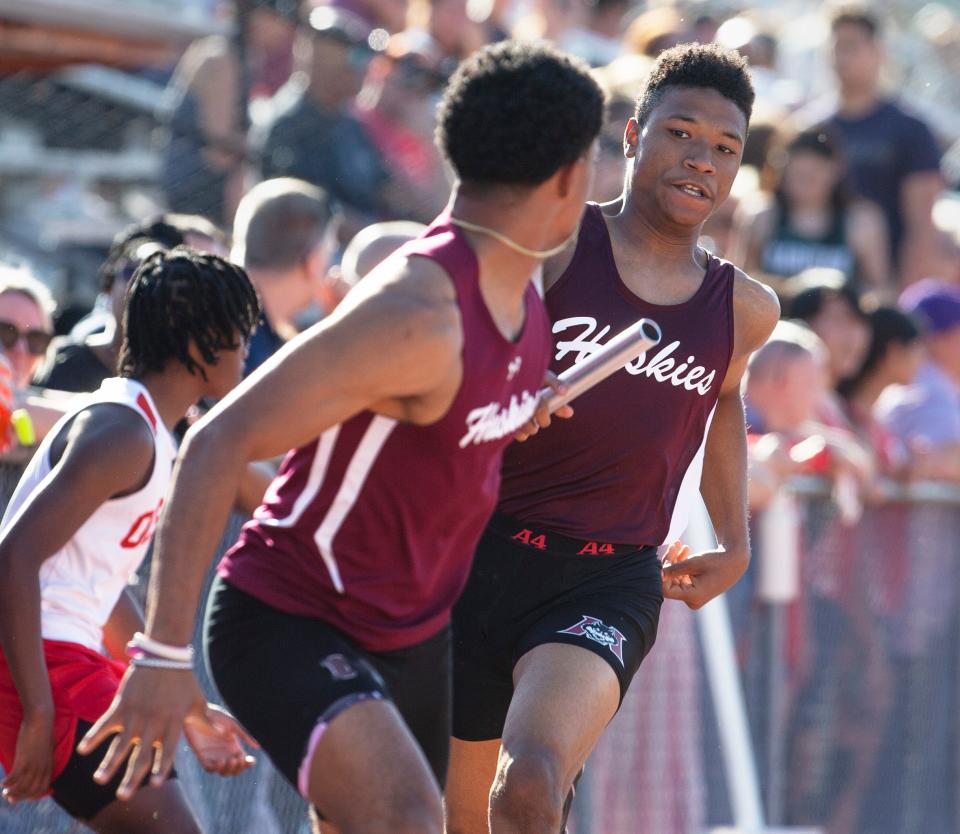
[730,266,781,358]
[324,249,465,408]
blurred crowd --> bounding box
[0,2,957,833]
[1,0,957,497]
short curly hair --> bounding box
[635,43,754,129]
[436,40,605,188]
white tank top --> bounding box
[1,378,177,651]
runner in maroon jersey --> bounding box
[446,44,781,834]
[80,41,604,834]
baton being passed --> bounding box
[540,317,662,414]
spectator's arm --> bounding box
[747,458,778,510]
[191,46,244,172]
[896,115,944,285]
[806,422,877,486]
[747,433,797,511]
[899,170,945,285]
[847,199,892,295]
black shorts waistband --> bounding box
[487,512,652,557]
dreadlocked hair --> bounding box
[119,247,260,380]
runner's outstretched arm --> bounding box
[662,272,779,608]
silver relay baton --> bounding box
[540,318,662,413]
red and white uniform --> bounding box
[0,378,176,780]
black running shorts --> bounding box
[204,576,452,797]
[52,720,177,821]
[452,515,663,742]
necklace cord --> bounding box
[449,217,575,259]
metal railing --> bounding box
[571,478,960,834]
[723,477,960,834]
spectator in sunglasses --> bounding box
[0,268,70,455]
[0,269,55,390]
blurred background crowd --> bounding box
[0,0,958,832]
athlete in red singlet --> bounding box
[446,44,781,834]
[82,42,605,834]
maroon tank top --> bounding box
[220,213,552,651]
[498,203,735,546]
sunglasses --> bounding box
[0,320,53,356]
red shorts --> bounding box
[0,639,127,784]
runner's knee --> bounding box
[490,748,565,830]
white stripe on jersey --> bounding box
[262,426,341,529]
[315,415,397,593]
[663,403,717,546]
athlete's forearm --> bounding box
[102,588,145,661]
[145,422,249,646]
[700,389,750,558]
[0,557,53,718]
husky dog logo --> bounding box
[558,615,626,666]
[320,653,358,681]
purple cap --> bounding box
[899,279,960,334]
